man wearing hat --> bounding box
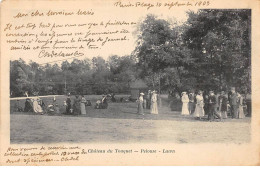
[65,94,72,114]
[146,90,151,109]
[228,87,238,118]
[188,90,196,115]
[218,91,228,119]
[208,90,222,121]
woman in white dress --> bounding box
[80,95,87,115]
[237,93,245,119]
[181,92,189,115]
[32,97,43,114]
[193,90,204,119]
[150,91,158,114]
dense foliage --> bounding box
[135,9,251,94]
[10,56,137,97]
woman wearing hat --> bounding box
[80,95,87,115]
[32,97,43,114]
[237,92,245,119]
[193,90,204,119]
[181,92,189,115]
[137,92,145,115]
[150,91,158,114]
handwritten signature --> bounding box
[38,50,84,58]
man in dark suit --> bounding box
[208,90,222,121]
[188,90,195,114]
[229,87,238,118]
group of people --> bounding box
[137,90,159,115]
[21,94,91,115]
[64,94,93,115]
[181,87,248,121]
[23,96,57,114]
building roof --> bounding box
[130,79,148,89]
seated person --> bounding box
[111,93,116,102]
[24,98,33,112]
[32,97,43,114]
[14,100,23,112]
[101,95,108,109]
[95,100,102,109]
[95,95,108,109]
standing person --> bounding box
[73,95,81,115]
[215,92,220,114]
[208,90,222,121]
[146,90,151,109]
[181,92,189,115]
[245,92,251,117]
[237,92,245,119]
[203,93,209,116]
[219,91,228,119]
[66,94,72,114]
[137,93,144,115]
[193,90,204,120]
[143,97,147,109]
[80,95,87,115]
[188,90,196,115]
[229,87,238,118]
[150,91,158,114]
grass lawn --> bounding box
[10,95,251,144]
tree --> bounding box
[183,9,251,92]
[134,14,193,93]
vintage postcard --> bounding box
[0,0,260,166]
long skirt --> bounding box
[181,102,189,115]
[73,103,81,115]
[150,102,158,114]
[231,105,238,118]
[146,100,151,109]
[188,102,195,114]
[193,104,204,117]
[81,103,86,115]
[33,101,43,113]
[221,111,227,119]
[66,104,71,114]
[238,105,245,119]
[137,102,144,114]
[143,99,147,109]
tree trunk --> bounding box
[158,72,162,107]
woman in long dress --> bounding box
[137,93,144,115]
[181,92,189,115]
[237,93,245,119]
[193,91,204,119]
[218,91,228,119]
[73,95,81,115]
[32,97,43,114]
[150,91,158,114]
[66,95,72,114]
[80,95,87,115]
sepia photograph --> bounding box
[1,0,260,166]
[9,9,251,144]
